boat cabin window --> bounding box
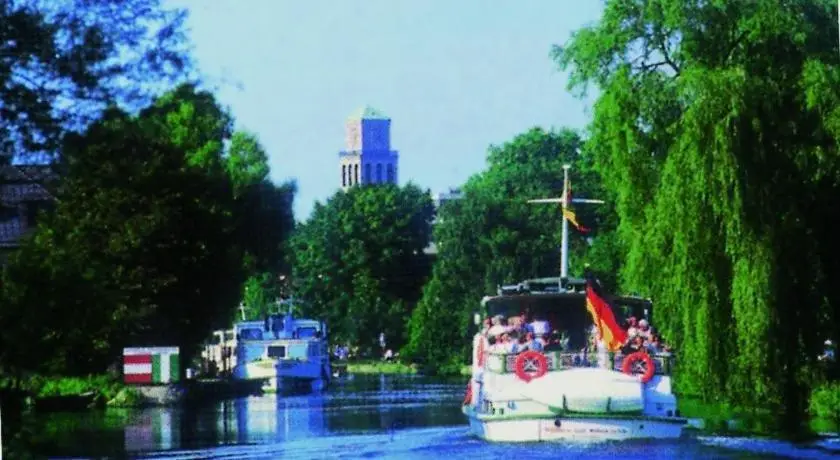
[267,345,286,358]
[238,327,264,341]
[296,327,319,339]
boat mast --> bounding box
[560,164,571,280]
[527,163,604,290]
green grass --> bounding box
[344,360,418,375]
[1,374,128,405]
[342,359,473,377]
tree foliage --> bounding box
[227,130,297,320]
[404,128,615,372]
[555,0,840,433]
[1,0,192,158]
[290,184,434,353]
[0,85,296,376]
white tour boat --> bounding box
[463,164,686,442]
[462,278,687,442]
[231,303,330,394]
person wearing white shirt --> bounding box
[487,315,507,338]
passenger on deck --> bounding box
[511,333,523,353]
[636,319,653,341]
[485,335,499,354]
[592,331,609,369]
[507,314,526,334]
[491,332,511,353]
[646,334,662,354]
[623,335,645,354]
[527,313,551,337]
[508,331,524,353]
[480,317,492,336]
[487,315,507,338]
[626,316,639,338]
[544,331,564,351]
[525,332,544,352]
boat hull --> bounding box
[463,406,685,442]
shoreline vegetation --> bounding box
[340,359,471,376]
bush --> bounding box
[809,381,840,425]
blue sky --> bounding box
[170,0,603,220]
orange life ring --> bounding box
[621,351,656,383]
[514,350,548,382]
[463,379,473,405]
[477,337,486,367]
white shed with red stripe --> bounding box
[123,347,180,384]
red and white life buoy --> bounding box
[476,337,486,368]
[621,351,656,383]
[514,350,548,383]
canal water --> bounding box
[6,374,840,459]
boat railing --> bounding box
[481,350,675,376]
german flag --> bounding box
[584,268,627,352]
[563,181,590,233]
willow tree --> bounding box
[555,0,840,432]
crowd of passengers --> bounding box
[478,313,672,356]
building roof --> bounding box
[348,106,389,121]
[0,164,57,203]
[0,164,58,249]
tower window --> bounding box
[387,164,395,183]
[342,165,347,187]
[376,164,383,183]
[354,164,359,185]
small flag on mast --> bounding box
[562,180,590,233]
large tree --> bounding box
[227,130,297,320]
[290,184,434,353]
[404,128,615,373]
[1,0,191,159]
[555,0,840,433]
[0,85,272,375]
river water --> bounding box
[7,374,840,459]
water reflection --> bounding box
[117,374,462,455]
[19,374,836,459]
[124,410,178,452]
[231,394,327,443]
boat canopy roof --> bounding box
[482,276,653,325]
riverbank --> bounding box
[678,396,838,439]
[0,374,159,414]
[342,360,471,376]
[343,360,418,375]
